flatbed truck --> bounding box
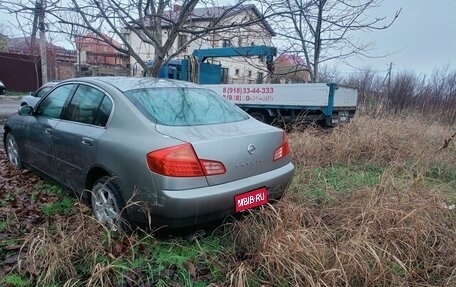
[156,45,358,125]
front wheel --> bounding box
[5,132,22,169]
[91,176,127,232]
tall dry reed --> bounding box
[228,114,456,286]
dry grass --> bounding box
[228,180,456,286]
[289,114,455,168]
[17,204,143,287]
[4,113,455,286]
[227,114,456,286]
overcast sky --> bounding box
[1,0,455,77]
[337,0,456,77]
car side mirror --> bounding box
[29,91,35,96]
[18,105,34,116]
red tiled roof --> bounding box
[275,54,307,67]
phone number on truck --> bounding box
[222,87,274,94]
[222,94,274,102]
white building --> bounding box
[127,4,275,84]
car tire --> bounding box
[5,132,23,169]
[91,176,128,232]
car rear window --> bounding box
[124,87,248,126]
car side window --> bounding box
[65,84,112,126]
[36,84,74,118]
[93,96,113,126]
[36,86,52,98]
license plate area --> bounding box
[235,187,268,212]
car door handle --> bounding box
[44,128,52,135]
[81,137,94,146]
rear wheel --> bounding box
[5,132,22,169]
[91,176,127,232]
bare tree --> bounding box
[344,67,383,111]
[345,65,456,124]
[0,1,47,84]
[267,0,401,82]
[1,0,278,77]
[0,23,12,52]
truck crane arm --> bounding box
[192,45,277,77]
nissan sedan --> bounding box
[3,77,294,230]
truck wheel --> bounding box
[250,111,269,124]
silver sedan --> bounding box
[3,77,294,230]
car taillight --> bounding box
[147,143,226,177]
[200,160,226,175]
[273,131,291,161]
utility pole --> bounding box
[386,62,393,93]
[38,0,48,84]
[381,62,394,92]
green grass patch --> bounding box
[0,188,24,207]
[33,182,63,195]
[388,261,406,278]
[289,163,383,202]
[113,231,227,286]
[34,183,77,216]
[2,238,21,247]
[57,230,229,286]
[425,164,456,183]
[1,273,28,287]
[0,220,7,232]
[289,161,456,204]
[41,197,75,216]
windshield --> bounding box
[124,87,248,126]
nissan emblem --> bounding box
[247,144,256,155]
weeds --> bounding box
[289,114,455,168]
[1,113,455,286]
[288,164,382,203]
[2,273,28,287]
[41,197,75,216]
[225,114,455,286]
[228,182,456,286]
[7,201,227,286]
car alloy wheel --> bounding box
[5,133,22,168]
[91,177,125,232]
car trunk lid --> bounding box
[155,119,289,186]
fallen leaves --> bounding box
[0,149,52,279]
[0,149,220,286]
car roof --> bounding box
[42,81,59,87]
[61,76,203,92]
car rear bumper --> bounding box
[130,162,295,229]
